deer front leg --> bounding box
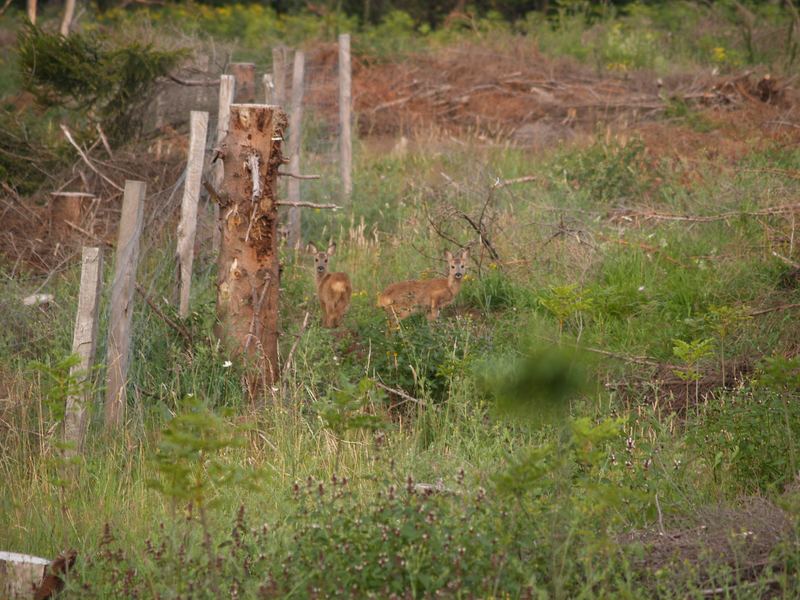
[428,299,440,321]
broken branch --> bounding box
[277,172,321,180]
[374,379,425,406]
[492,175,537,189]
[275,201,340,210]
[282,311,311,380]
[135,283,193,345]
[60,125,124,192]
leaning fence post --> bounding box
[272,46,287,107]
[339,33,353,199]
[287,50,305,250]
[64,246,103,454]
[177,110,209,318]
[104,180,145,429]
[212,75,235,254]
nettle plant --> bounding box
[271,472,515,597]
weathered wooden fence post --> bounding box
[60,0,76,35]
[339,33,353,199]
[286,50,305,250]
[64,247,103,455]
[212,75,235,254]
[64,246,103,454]
[272,46,287,107]
[215,105,287,396]
[231,62,256,103]
[263,74,275,104]
[104,180,145,429]
[177,110,209,318]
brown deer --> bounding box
[378,248,469,322]
[306,242,352,328]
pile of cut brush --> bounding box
[335,41,796,140]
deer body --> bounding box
[307,243,352,328]
[378,249,468,322]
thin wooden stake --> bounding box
[339,33,353,198]
[263,73,275,104]
[104,180,145,429]
[272,46,287,107]
[287,50,305,250]
[64,247,103,455]
[177,110,209,318]
[59,0,75,35]
[212,75,235,254]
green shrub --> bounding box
[350,315,480,404]
[460,267,526,313]
[553,138,653,204]
[17,24,185,140]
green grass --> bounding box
[2,130,799,596]
[2,8,800,594]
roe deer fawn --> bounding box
[307,242,352,328]
[378,249,469,322]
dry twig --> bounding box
[135,283,193,345]
[60,125,123,192]
[282,311,310,379]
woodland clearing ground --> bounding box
[2,125,800,595]
[1,9,800,596]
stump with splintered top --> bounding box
[215,104,287,397]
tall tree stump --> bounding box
[0,552,49,599]
[216,105,287,395]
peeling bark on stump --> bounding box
[216,105,287,398]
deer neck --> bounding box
[447,274,463,295]
[315,270,328,289]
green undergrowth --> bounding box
[2,129,800,596]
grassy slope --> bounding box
[1,6,800,598]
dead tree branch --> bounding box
[135,283,193,345]
[166,74,221,87]
[277,172,321,180]
[282,311,311,380]
[492,175,537,189]
[276,200,340,210]
[374,379,425,406]
[60,125,123,192]
[749,302,800,317]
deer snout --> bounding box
[454,272,463,279]
[317,265,325,272]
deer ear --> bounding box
[444,250,453,261]
[306,243,318,255]
[460,248,469,261]
[327,242,337,256]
